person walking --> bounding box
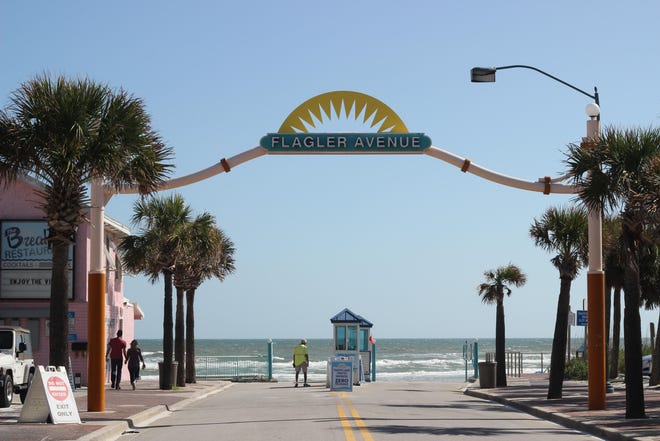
[125,340,146,390]
[105,330,127,390]
[292,338,310,387]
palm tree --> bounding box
[172,213,215,387]
[566,126,660,418]
[477,264,527,387]
[529,205,588,399]
[0,75,173,367]
[120,194,191,390]
[172,213,235,386]
[175,219,235,383]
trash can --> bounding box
[158,361,178,389]
[478,361,496,388]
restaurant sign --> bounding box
[1,221,73,299]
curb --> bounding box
[464,388,633,441]
[76,382,234,441]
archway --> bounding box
[86,90,604,411]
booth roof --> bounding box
[329,308,373,328]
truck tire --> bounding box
[0,374,13,408]
[19,371,34,404]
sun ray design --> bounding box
[278,91,408,134]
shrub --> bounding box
[565,357,588,380]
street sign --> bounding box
[261,133,432,153]
[577,310,588,326]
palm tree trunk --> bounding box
[623,265,646,418]
[174,286,186,387]
[605,281,612,378]
[495,297,507,387]
[547,277,572,399]
[610,286,621,378]
[49,240,70,367]
[185,289,196,383]
[161,269,174,390]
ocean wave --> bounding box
[141,351,162,357]
[377,358,463,368]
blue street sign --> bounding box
[577,310,588,326]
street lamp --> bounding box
[471,65,599,110]
[470,64,606,410]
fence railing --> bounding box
[485,352,549,377]
[195,356,271,381]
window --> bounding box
[347,326,358,351]
[335,326,346,350]
[360,329,369,351]
[26,319,40,351]
[0,331,11,350]
[115,254,122,282]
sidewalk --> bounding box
[465,375,660,441]
[0,380,232,441]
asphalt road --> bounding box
[116,382,604,441]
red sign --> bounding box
[46,376,69,401]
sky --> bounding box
[3,1,660,339]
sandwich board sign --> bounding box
[330,359,353,392]
[19,366,81,424]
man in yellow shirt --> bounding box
[292,338,309,387]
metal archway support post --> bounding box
[585,118,606,410]
[88,179,106,411]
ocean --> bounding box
[135,338,574,383]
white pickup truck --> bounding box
[0,326,35,407]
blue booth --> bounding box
[330,308,374,384]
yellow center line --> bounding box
[349,406,375,441]
[335,399,357,441]
[334,391,375,441]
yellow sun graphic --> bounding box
[277,91,408,134]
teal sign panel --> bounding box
[260,133,431,153]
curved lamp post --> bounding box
[471,65,599,109]
[471,64,606,410]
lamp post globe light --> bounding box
[470,64,606,410]
[586,102,601,118]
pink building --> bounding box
[0,176,143,386]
